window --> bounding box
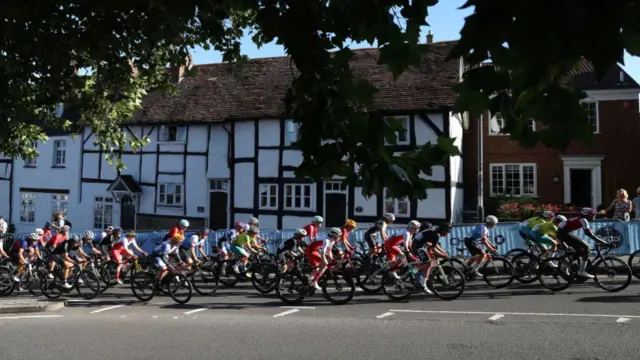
[53,140,66,166]
[490,164,537,197]
[383,188,409,217]
[158,183,183,206]
[51,194,68,217]
[24,141,37,166]
[581,101,599,133]
[159,125,186,142]
[385,116,410,145]
[94,197,114,229]
[284,184,313,210]
[54,104,64,117]
[259,184,278,209]
[325,181,345,192]
[209,179,229,192]
[487,113,535,134]
[20,192,36,223]
[284,120,300,146]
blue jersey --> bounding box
[181,234,205,249]
[467,224,488,244]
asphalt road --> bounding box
[1,281,640,359]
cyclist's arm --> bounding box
[18,248,25,262]
[481,237,497,252]
[77,247,90,259]
[63,252,77,264]
[132,241,146,254]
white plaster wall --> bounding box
[0,179,10,225]
[234,122,254,158]
[233,163,254,208]
[185,155,207,217]
[449,112,464,184]
[258,120,280,147]
[138,185,156,214]
[254,214,278,230]
[281,150,302,167]
[416,188,447,219]
[353,187,377,216]
[451,186,465,224]
[207,124,230,179]
[258,150,279,177]
[187,125,208,152]
[282,216,313,230]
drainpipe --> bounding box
[477,113,484,221]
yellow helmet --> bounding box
[126,231,136,237]
[172,234,184,242]
[345,219,357,228]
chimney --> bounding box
[170,54,194,83]
[426,30,434,44]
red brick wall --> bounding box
[463,99,640,208]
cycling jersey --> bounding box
[308,239,335,256]
[153,241,180,260]
[181,234,205,249]
[364,221,386,238]
[558,217,590,233]
[522,217,546,229]
[46,233,68,249]
[99,233,118,248]
[112,237,138,252]
[386,232,410,249]
[52,241,80,255]
[303,223,319,241]
[412,229,440,250]
[165,226,184,240]
[10,238,36,253]
[232,233,257,248]
[467,224,488,243]
[532,222,557,236]
[278,237,304,253]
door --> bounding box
[324,181,347,227]
[570,169,592,207]
[120,195,136,230]
[209,179,229,230]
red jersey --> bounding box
[304,224,319,240]
[386,232,410,248]
[166,226,184,240]
[559,217,589,233]
[46,233,67,248]
[340,227,352,244]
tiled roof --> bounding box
[132,41,461,124]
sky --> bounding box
[188,0,640,81]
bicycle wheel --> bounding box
[167,273,192,304]
[40,275,63,299]
[251,263,277,294]
[428,265,466,301]
[444,258,467,274]
[0,266,15,296]
[190,266,219,296]
[275,272,307,305]
[130,271,156,302]
[344,258,365,285]
[76,270,101,300]
[481,257,514,288]
[381,270,415,301]
[627,250,640,280]
[537,257,572,292]
[358,263,384,293]
[511,252,540,284]
[97,266,111,294]
[592,256,632,292]
[504,248,528,259]
[218,260,239,287]
[322,270,356,305]
[25,270,44,297]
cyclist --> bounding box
[179,229,210,266]
[111,231,147,284]
[216,222,244,274]
[464,215,499,277]
[412,222,452,293]
[99,227,122,261]
[166,219,189,240]
[51,235,84,289]
[303,216,324,244]
[81,231,102,256]
[277,228,308,273]
[248,217,267,247]
[337,219,357,254]
[35,228,46,248]
[151,234,185,283]
[556,208,607,278]
[363,213,395,258]
[530,215,566,258]
[45,225,70,278]
[9,233,40,282]
[231,226,260,275]
[385,220,421,279]
[518,211,554,247]
[100,226,114,242]
[306,227,342,290]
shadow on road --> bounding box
[576,294,640,303]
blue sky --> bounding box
[189,1,640,81]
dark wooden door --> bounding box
[120,195,136,230]
[209,192,228,230]
[325,193,347,228]
[570,169,592,207]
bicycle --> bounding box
[218,248,275,289]
[445,235,515,288]
[130,262,193,304]
[184,258,219,296]
[0,257,46,297]
[40,259,101,300]
[102,254,149,285]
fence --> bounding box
[2,219,638,256]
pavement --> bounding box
[1,280,640,359]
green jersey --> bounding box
[524,217,546,229]
[532,222,557,236]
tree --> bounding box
[1,0,635,200]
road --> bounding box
[1,281,640,359]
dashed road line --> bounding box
[390,309,640,320]
[273,309,299,318]
[0,315,64,320]
[280,306,316,310]
[376,312,394,319]
[90,305,124,314]
[616,317,631,323]
[184,308,208,315]
[488,314,504,321]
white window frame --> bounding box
[581,101,600,134]
[259,184,278,209]
[487,112,535,135]
[159,125,187,142]
[51,194,69,217]
[93,196,115,229]
[384,116,410,145]
[383,188,410,217]
[284,119,300,146]
[24,141,37,166]
[20,192,36,224]
[489,163,537,197]
[284,184,314,211]
[209,179,229,192]
[158,183,184,206]
[53,139,66,166]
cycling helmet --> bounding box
[242,223,250,231]
[61,225,70,232]
[126,231,136,237]
[383,213,396,222]
[234,221,245,229]
[408,220,421,229]
[70,235,81,243]
[438,222,453,234]
[294,228,308,237]
[345,219,357,228]
[106,226,114,231]
[35,228,44,236]
[83,231,94,240]
[28,233,39,241]
[44,222,51,229]
[554,215,567,223]
[179,219,190,227]
[485,215,498,225]
[248,226,260,234]
[312,215,324,223]
[327,227,342,238]
[541,210,555,218]
[248,217,259,225]
[172,234,184,242]
[580,207,596,217]
[202,228,210,235]
[113,227,122,234]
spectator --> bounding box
[633,187,640,220]
[605,188,632,221]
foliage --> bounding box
[496,201,578,220]
[2,0,637,201]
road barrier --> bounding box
[1,219,635,256]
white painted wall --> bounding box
[449,112,464,224]
[451,185,464,224]
[418,188,446,219]
[207,124,230,178]
[353,188,377,217]
[258,120,280,147]
[0,161,12,223]
[415,114,445,182]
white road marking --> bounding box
[390,309,640,319]
[173,316,179,319]
[0,315,64,320]
[120,315,126,318]
[152,316,158,318]
[616,317,631,323]
[376,312,394,319]
[280,306,316,310]
[90,305,124,314]
[273,309,300,318]
[66,299,87,302]
[183,308,207,315]
[488,314,504,321]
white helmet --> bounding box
[61,225,70,232]
[294,228,308,237]
[327,227,342,238]
[383,213,396,222]
[555,215,567,223]
[179,219,190,227]
[242,223,250,231]
[35,228,44,236]
[485,215,498,225]
[408,220,421,229]
[28,233,39,241]
[248,226,260,234]
[248,216,259,225]
[312,215,324,223]
[83,231,95,240]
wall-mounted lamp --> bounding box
[553,175,560,184]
